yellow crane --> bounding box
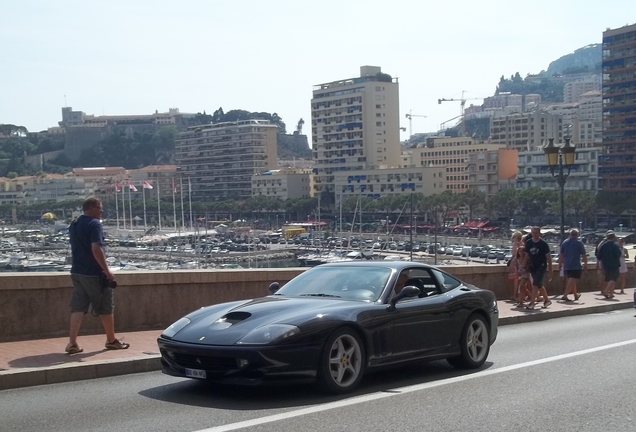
[405,109,427,141]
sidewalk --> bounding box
[1,289,633,391]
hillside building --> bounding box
[59,107,197,162]
[564,79,601,103]
[175,120,278,200]
[311,66,400,196]
[601,23,636,192]
[490,111,563,151]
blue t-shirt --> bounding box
[560,237,586,270]
[70,215,105,276]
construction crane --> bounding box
[437,90,483,135]
[405,109,427,141]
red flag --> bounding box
[142,180,153,189]
[129,181,138,192]
[114,182,121,192]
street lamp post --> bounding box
[579,221,582,233]
[543,137,576,244]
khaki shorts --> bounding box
[70,273,114,315]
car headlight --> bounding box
[162,317,191,338]
[236,324,300,345]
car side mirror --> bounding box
[269,282,280,294]
[387,286,421,311]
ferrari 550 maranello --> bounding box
[157,261,499,393]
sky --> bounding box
[1,0,634,141]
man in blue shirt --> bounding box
[559,228,588,302]
[597,232,622,299]
[66,197,129,354]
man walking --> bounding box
[525,226,553,310]
[66,197,129,354]
[559,228,587,302]
[597,232,622,299]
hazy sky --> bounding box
[2,1,634,141]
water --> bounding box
[247,259,301,269]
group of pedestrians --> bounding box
[508,227,554,310]
[508,226,633,310]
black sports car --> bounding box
[157,261,499,393]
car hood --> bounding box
[170,296,364,346]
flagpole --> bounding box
[142,181,147,232]
[172,177,177,232]
[188,177,193,230]
[115,184,120,230]
[121,181,126,231]
[157,180,162,231]
[128,182,133,231]
[180,177,185,231]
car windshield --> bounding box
[274,266,392,301]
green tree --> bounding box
[458,189,486,221]
[487,188,520,224]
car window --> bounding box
[392,268,440,299]
[430,269,462,292]
[276,266,391,301]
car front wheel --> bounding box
[447,314,490,369]
[317,327,365,394]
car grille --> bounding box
[172,353,237,371]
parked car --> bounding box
[158,261,499,394]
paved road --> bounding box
[1,309,635,432]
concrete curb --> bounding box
[0,355,161,391]
[499,301,634,326]
[1,301,633,391]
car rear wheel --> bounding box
[317,328,365,394]
[447,314,490,369]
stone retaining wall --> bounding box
[1,264,632,342]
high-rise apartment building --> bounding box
[601,23,636,192]
[311,66,400,196]
[564,79,600,103]
[573,90,602,148]
[490,111,563,151]
[175,120,278,200]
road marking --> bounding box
[194,338,636,432]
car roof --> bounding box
[319,261,434,271]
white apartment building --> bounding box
[543,102,578,131]
[251,170,312,200]
[564,79,600,103]
[516,147,600,192]
[334,166,446,207]
[574,90,602,148]
[311,66,400,196]
[490,111,563,151]
[175,120,278,200]
[413,137,506,192]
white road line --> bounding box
[194,338,636,432]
